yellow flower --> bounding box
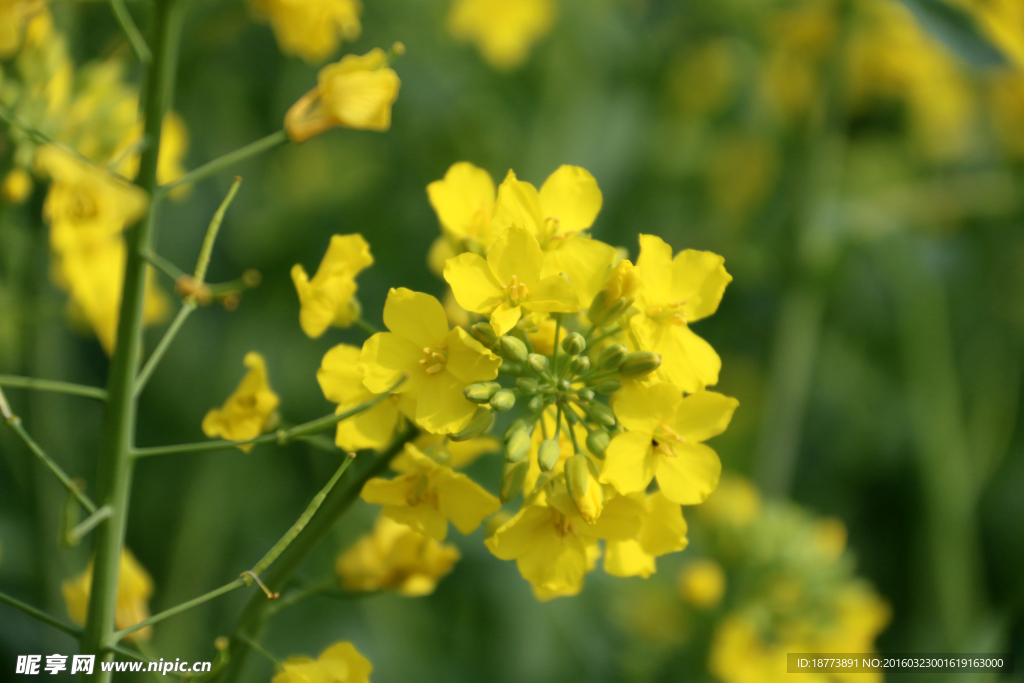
[272,642,372,683]
[359,288,501,434]
[335,516,460,596]
[698,474,762,528]
[427,161,497,247]
[447,0,555,70]
[413,432,500,469]
[604,491,689,579]
[2,168,33,203]
[112,111,191,192]
[292,234,374,338]
[317,343,400,451]
[62,549,153,641]
[201,352,280,450]
[491,167,617,306]
[485,488,644,600]
[0,0,44,58]
[249,0,361,64]
[678,558,725,608]
[601,382,737,505]
[360,444,500,540]
[630,234,732,393]
[444,225,579,335]
[285,48,400,142]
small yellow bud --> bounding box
[678,559,725,609]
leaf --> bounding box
[898,0,1007,69]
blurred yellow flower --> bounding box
[601,382,737,504]
[201,352,280,450]
[335,516,460,596]
[359,288,501,434]
[447,0,555,70]
[427,161,497,247]
[413,432,499,469]
[605,491,689,579]
[678,558,725,608]
[444,225,579,335]
[292,233,374,338]
[630,234,731,393]
[285,48,400,141]
[698,474,762,528]
[272,641,371,683]
[0,0,45,58]
[318,342,400,451]
[250,0,361,64]
[62,549,153,641]
[1,168,33,203]
[361,444,500,540]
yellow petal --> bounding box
[670,249,732,322]
[635,233,674,305]
[414,369,478,434]
[317,343,367,405]
[489,301,522,336]
[427,161,495,240]
[318,642,372,683]
[444,327,502,384]
[604,539,656,578]
[491,169,543,236]
[538,165,602,235]
[600,431,657,494]
[655,442,721,505]
[541,236,617,307]
[612,381,680,433]
[672,391,739,443]
[443,251,504,314]
[630,315,721,392]
[582,490,645,541]
[639,491,688,556]
[358,332,421,394]
[382,287,449,349]
[334,400,399,451]
[435,469,501,534]
[523,273,580,313]
[486,224,543,286]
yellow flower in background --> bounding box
[485,488,644,600]
[359,288,501,434]
[317,343,400,451]
[335,516,460,596]
[601,382,737,505]
[112,111,191,191]
[272,642,372,683]
[699,474,762,528]
[285,48,401,141]
[250,0,361,64]
[605,491,689,579]
[360,444,500,540]
[491,167,617,306]
[707,133,779,222]
[292,234,374,338]
[678,558,725,608]
[0,0,45,58]
[427,161,497,247]
[444,225,579,335]
[953,0,1024,69]
[448,0,555,70]
[630,234,731,393]
[202,352,280,450]
[413,432,500,469]
[2,168,33,203]
[62,549,153,641]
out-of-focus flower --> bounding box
[707,134,779,221]
[249,0,361,64]
[318,343,400,451]
[605,491,689,579]
[335,516,460,596]
[413,432,499,469]
[292,233,374,338]
[285,48,400,141]
[360,288,501,434]
[0,0,45,58]
[447,0,555,70]
[2,168,33,203]
[202,352,280,450]
[427,161,497,248]
[272,642,372,683]
[678,558,725,608]
[698,475,762,528]
[62,549,153,641]
[668,40,737,119]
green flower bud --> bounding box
[504,418,532,441]
[489,388,516,411]
[516,377,540,394]
[569,355,591,375]
[450,408,494,442]
[565,453,590,500]
[527,395,546,412]
[597,343,628,370]
[577,388,595,402]
[563,406,579,425]
[499,361,524,376]
[586,429,610,458]
[587,290,610,327]
[538,439,561,472]
[561,332,586,356]
[618,351,662,378]
[470,322,498,348]
[500,460,529,503]
[527,353,549,375]
[587,401,617,428]
[423,442,453,465]
[592,379,622,395]
[463,381,501,404]
[499,336,528,362]
[505,429,532,463]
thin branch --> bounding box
[142,250,187,282]
[0,375,107,401]
[112,577,247,643]
[158,130,288,194]
[353,318,381,335]
[0,590,83,638]
[66,506,114,545]
[235,635,281,668]
[193,176,242,284]
[135,302,196,397]
[109,0,152,64]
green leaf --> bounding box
[899,0,1007,68]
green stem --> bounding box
[193,177,242,284]
[218,426,417,683]
[353,318,380,335]
[235,635,281,669]
[587,326,623,347]
[82,0,184,676]
[67,505,114,545]
[134,302,196,396]
[0,375,107,401]
[142,250,187,282]
[0,104,105,170]
[112,577,247,643]
[109,0,152,64]
[159,130,287,195]
[0,590,83,638]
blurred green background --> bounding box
[2,0,1023,681]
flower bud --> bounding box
[463,381,501,404]
[563,406,579,425]
[505,429,532,463]
[527,395,546,412]
[592,379,622,395]
[618,351,662,378]
[587,402,617,428]
[450,408,494,442]
[516,377,539,394]
[561,332,586,356]
[586,429,610,458]
[499,460,529,503]
[504,419,532,441]
[499,336,528,362]
[565,453,603,524]
[489,389,516,412]
[576,388,595,402]
[569,355,591,376]
[471,322,498,347]
[597,344,628,370]
[527,353,549,375]
[538,439,561,472]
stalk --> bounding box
[80,0,184,676]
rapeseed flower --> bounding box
[447,0,555,70]
[250,0,361,63]
[678,558,725,608]
[292,233,373,338]
[317,343,400,451]
[427,161,497,248]
[62,549,153,641]
[604,491,689,579]
[0,0,45,58]
[272,642,371,683]
[201,352,280,450]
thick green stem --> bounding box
[218,426,417,683]
[0,375,107,401]
[81,0,183,676]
